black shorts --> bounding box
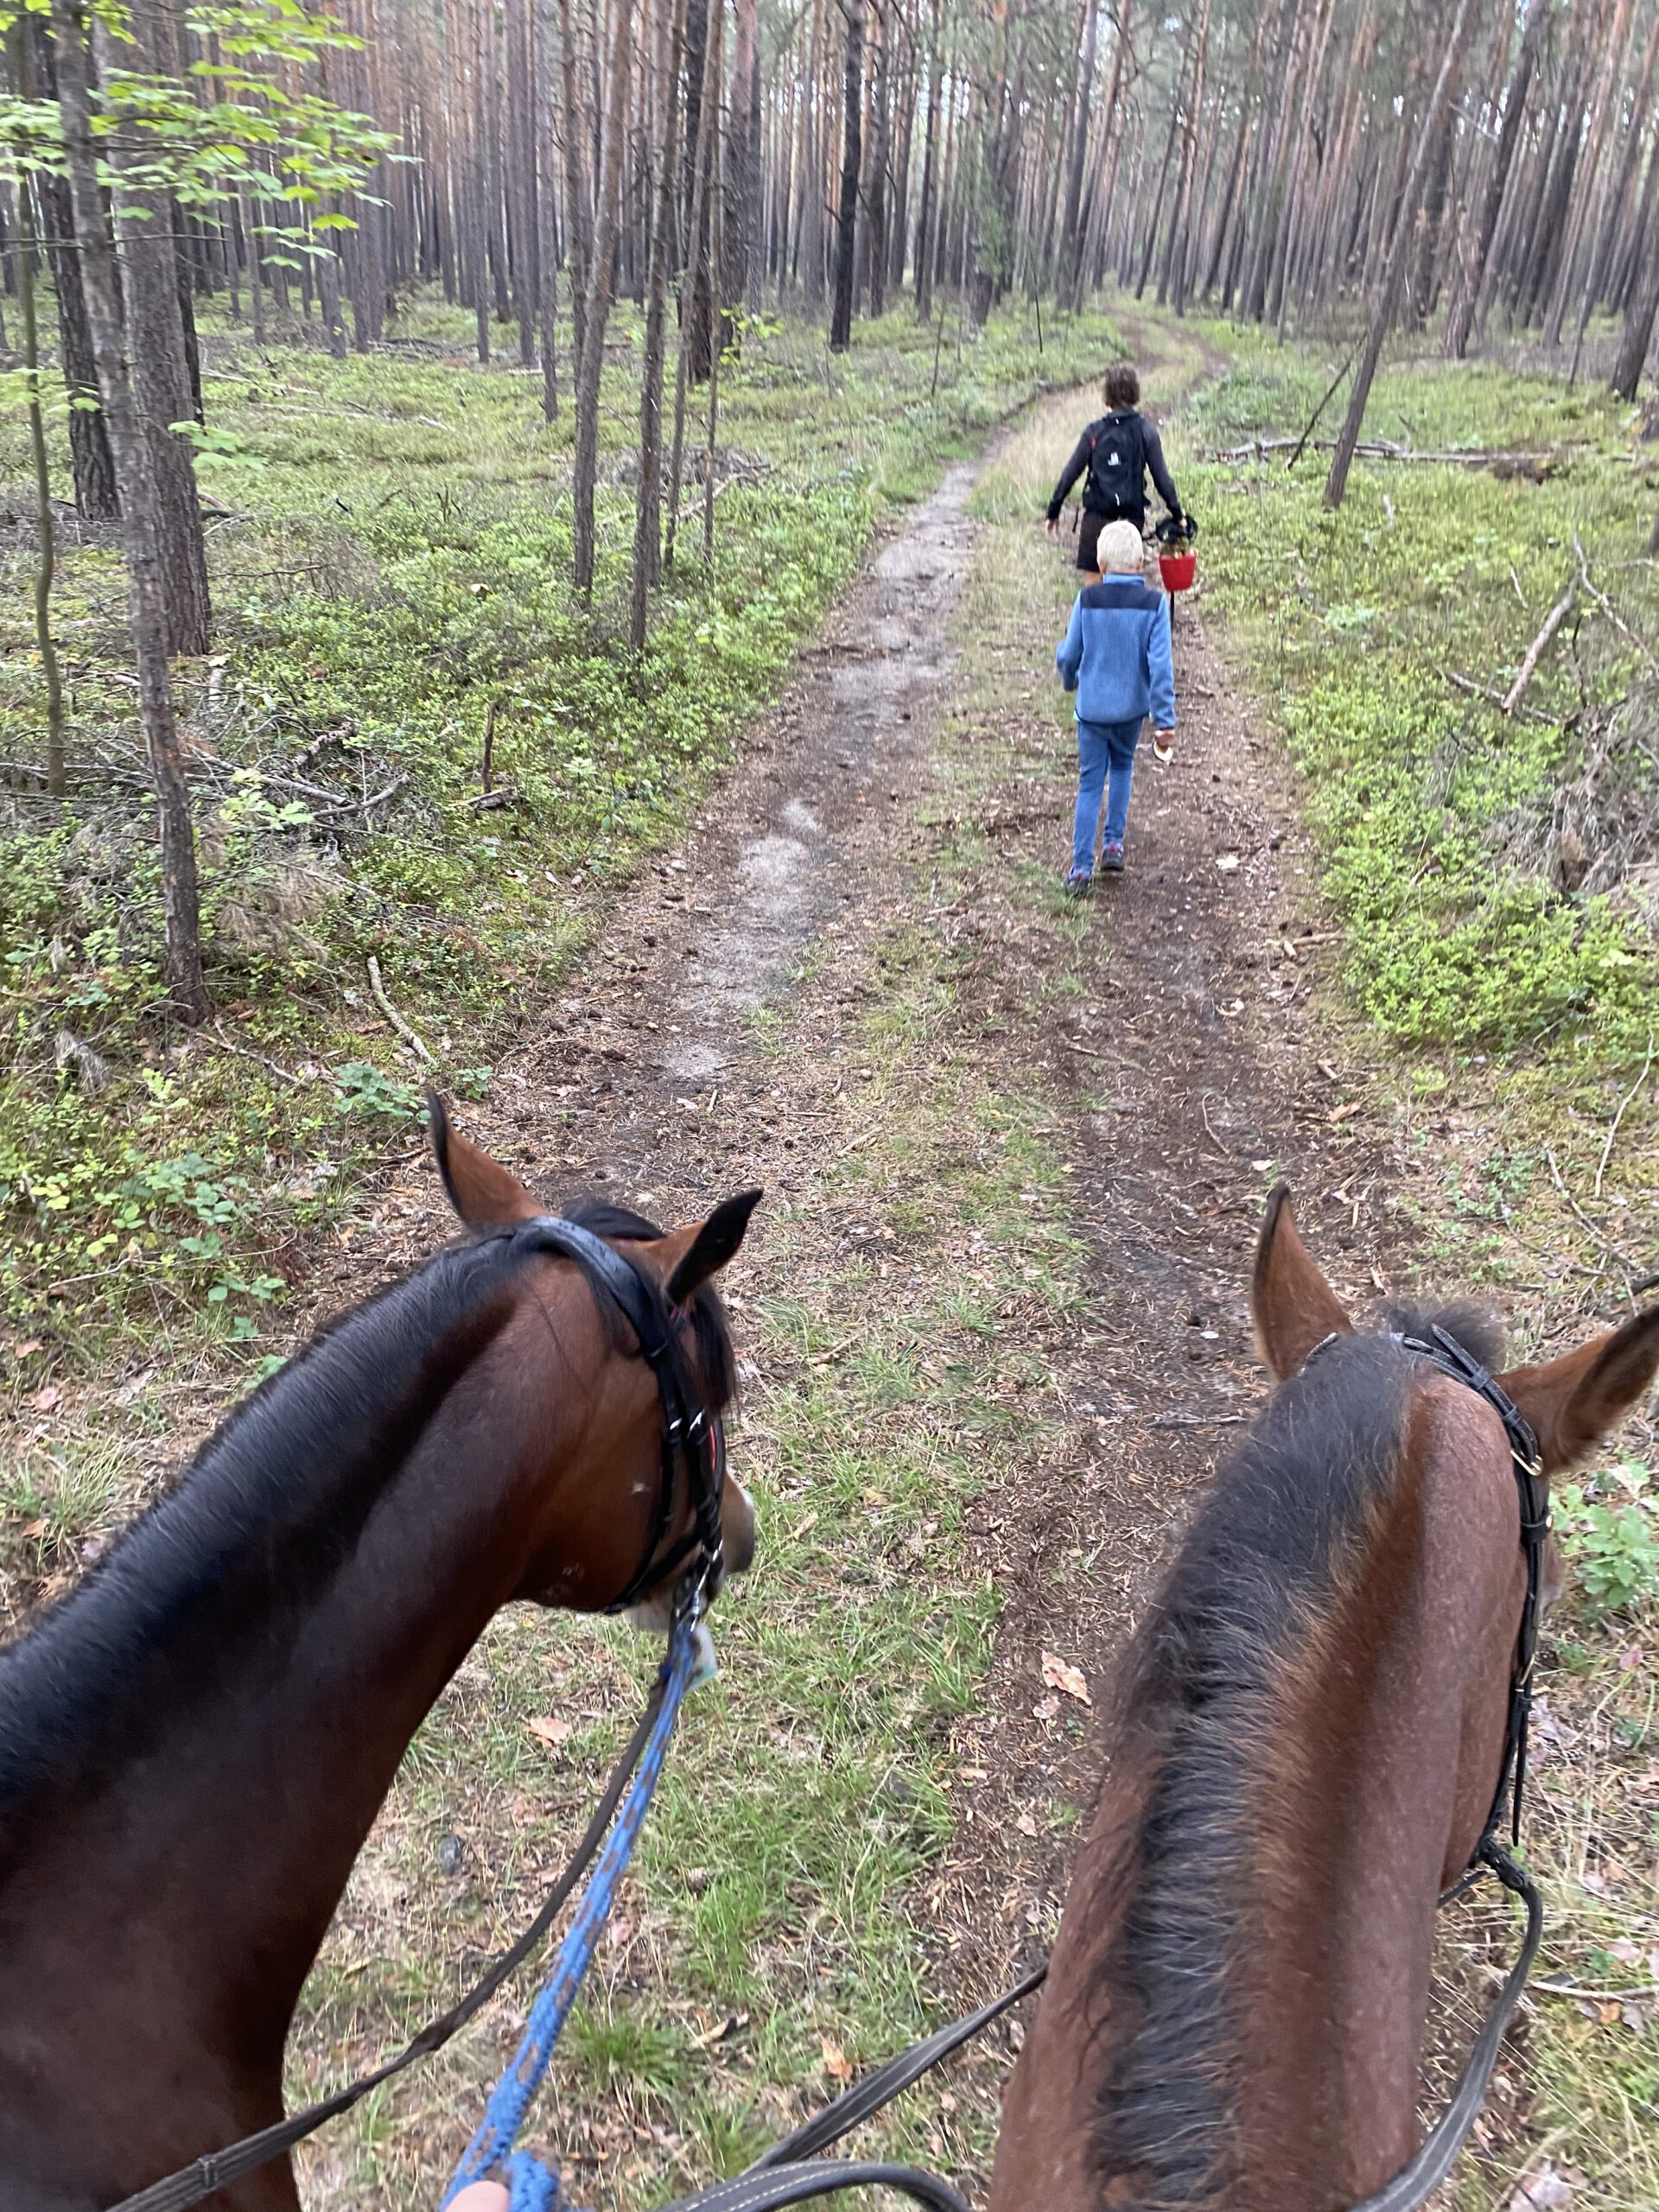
[1078,507,1146,571]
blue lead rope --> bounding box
[442,1615,701,2209]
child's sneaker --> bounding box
[1063,868,1092,899]
[1100,843,1125,873]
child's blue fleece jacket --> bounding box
[1055,575,1176,729]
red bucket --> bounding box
[1159,549,1198,594]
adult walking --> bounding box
[1045,362,1187,578]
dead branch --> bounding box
[1594,1033,1656,1200]
[366,953,434,1064]
[1206,437,1572,477]
[1503,585,1577,715]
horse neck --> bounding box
[992,1382,1523,2212]
[0,1271,607,2166]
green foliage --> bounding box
[1555,1462,1659,1618]
[1182,332,1659,1063]
[0,0,392,257]
[0,295,1116,1347]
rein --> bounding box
[689,1326,1554,2212]
[99,1214,727,2212]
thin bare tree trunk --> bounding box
[1325,0,1478,509]
[665,0,719,567]
[830,0,864,348]
[11,28,66,797]
[50,0,208,1022]
[631,0,688,643]
[702,0,723,562]
[572,0,637,593]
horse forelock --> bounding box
[1087,1331,1430,2206]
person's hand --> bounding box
[1044,515,1058,539]
[448,2187,509,2212]
[1153,731,1175,764]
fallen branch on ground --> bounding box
[1503,585,1577,715]
[367,953,434,1064]
[1205,437,1573,477]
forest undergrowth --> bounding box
[0,294,1116,1417]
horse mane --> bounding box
[1089,1306,1502,2207]
[0,1209,734,1812]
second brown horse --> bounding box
[992,1187,1659,2212]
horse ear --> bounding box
[1251,1183,1352,1382]
[428,1092,543,1228]
[660,1189,764,1305]
[1497,1308,1659,1474]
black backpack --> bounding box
[1084,410,1146,513]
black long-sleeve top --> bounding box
[1046,410,1182,524]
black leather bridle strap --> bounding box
[1396,1325,1548,1850]
[513,1216,726,1616]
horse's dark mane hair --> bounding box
[0,1209,734,1813]
[1090,1306,1497,2207]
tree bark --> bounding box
[631,0,689,643]
[26,19,117,520]
[830,0,864,349]
[914,0,943,318]
[572,0,637,593]
[1325,0,1478,509]
[50,0,208,1022]
[867,0,891,317]
[11,27,66,797]
[1059,0,1099,310]
[665,0,721,567]
[1447,0,1545,356]
[95,16,211,658]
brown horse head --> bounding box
[992,1187,1659,2212]
[429,1094,760,1617]
[0,1106,761,2210]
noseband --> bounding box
[513,1215,727,1617]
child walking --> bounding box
[1054,518,1175,893]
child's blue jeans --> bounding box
[1071,716,1142,874]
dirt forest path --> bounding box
[295,330,1452,2208]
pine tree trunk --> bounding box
[50,0,208,1022]
[702,0,723,562]
[95,20,211,658]
[665,0,720,567]
[867,0,890,316]
[26,21,118,520]
[914,0,942,319]
[631,0,689,643]
[1325,0,1477,509]
[1447,0,1544,356]
[10,23,66,797]
[1611,202,1659,397]
[573,0,637,592]
[830,0,864,348]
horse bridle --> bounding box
[515,1213,728,1618]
